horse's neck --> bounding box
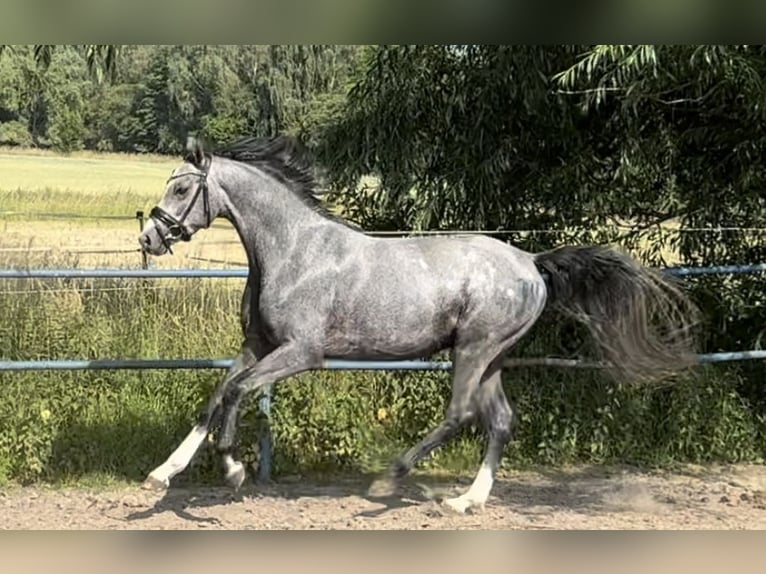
[220,164,345,273]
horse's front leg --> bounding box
[142,346,258,491]
[215,343,321,489]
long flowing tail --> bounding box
[534,245,700,383]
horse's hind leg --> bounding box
[443,362,513,514]
[369,291,544,508]
[142,346,258,491]
[367,343,490,498]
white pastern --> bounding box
[145,424,208,486]
[443,462,494,514]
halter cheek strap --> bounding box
[149,169,211,254]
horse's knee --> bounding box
[446,404,477,429]
[492,419,513,444]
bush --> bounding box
[200,114,248,146]
[48,108,86,153]
[0,120,33,147]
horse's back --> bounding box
[360,234,541,290]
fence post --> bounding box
[136,211,148,270]
[258,384,273,482]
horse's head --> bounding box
[139,137,222,255]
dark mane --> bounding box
[213,135,357,228]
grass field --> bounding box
[0,149,247,268]
[0,149,175,205]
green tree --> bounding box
[236,45,366,138]
[83,83,140,152]
[318,45,600,237]
[0,45,99,149]
[48,107,85,152]
[316,44,766,363]
[552,45,766,359]
[45,47,91,152]
[0,45,366,154]
[0,44,121,82]
[554,45,766,265]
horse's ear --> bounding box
[185,135,208,169]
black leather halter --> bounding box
[149,168,210,253]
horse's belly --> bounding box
[322,307,457,360]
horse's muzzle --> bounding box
[138,225,170,256]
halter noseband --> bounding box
[149,167,211,254]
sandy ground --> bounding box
[2,464,766,530]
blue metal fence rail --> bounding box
[2,262,766,279]
[3,261,766,481]
[2,350,765,374]
[0,358,455,371]
[0,268,248,279]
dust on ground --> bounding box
[2,464,765,530]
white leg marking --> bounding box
[444,462,494,514]
[145,424,208,487]
[223,454,246,490]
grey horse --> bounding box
[138,136,698,513]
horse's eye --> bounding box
[174,186,188,196]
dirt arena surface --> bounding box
[2,464,765,530]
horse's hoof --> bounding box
[225,461,246,490]
[142,475,169,492]
[367,476,398,499]
[443,496,483,515]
